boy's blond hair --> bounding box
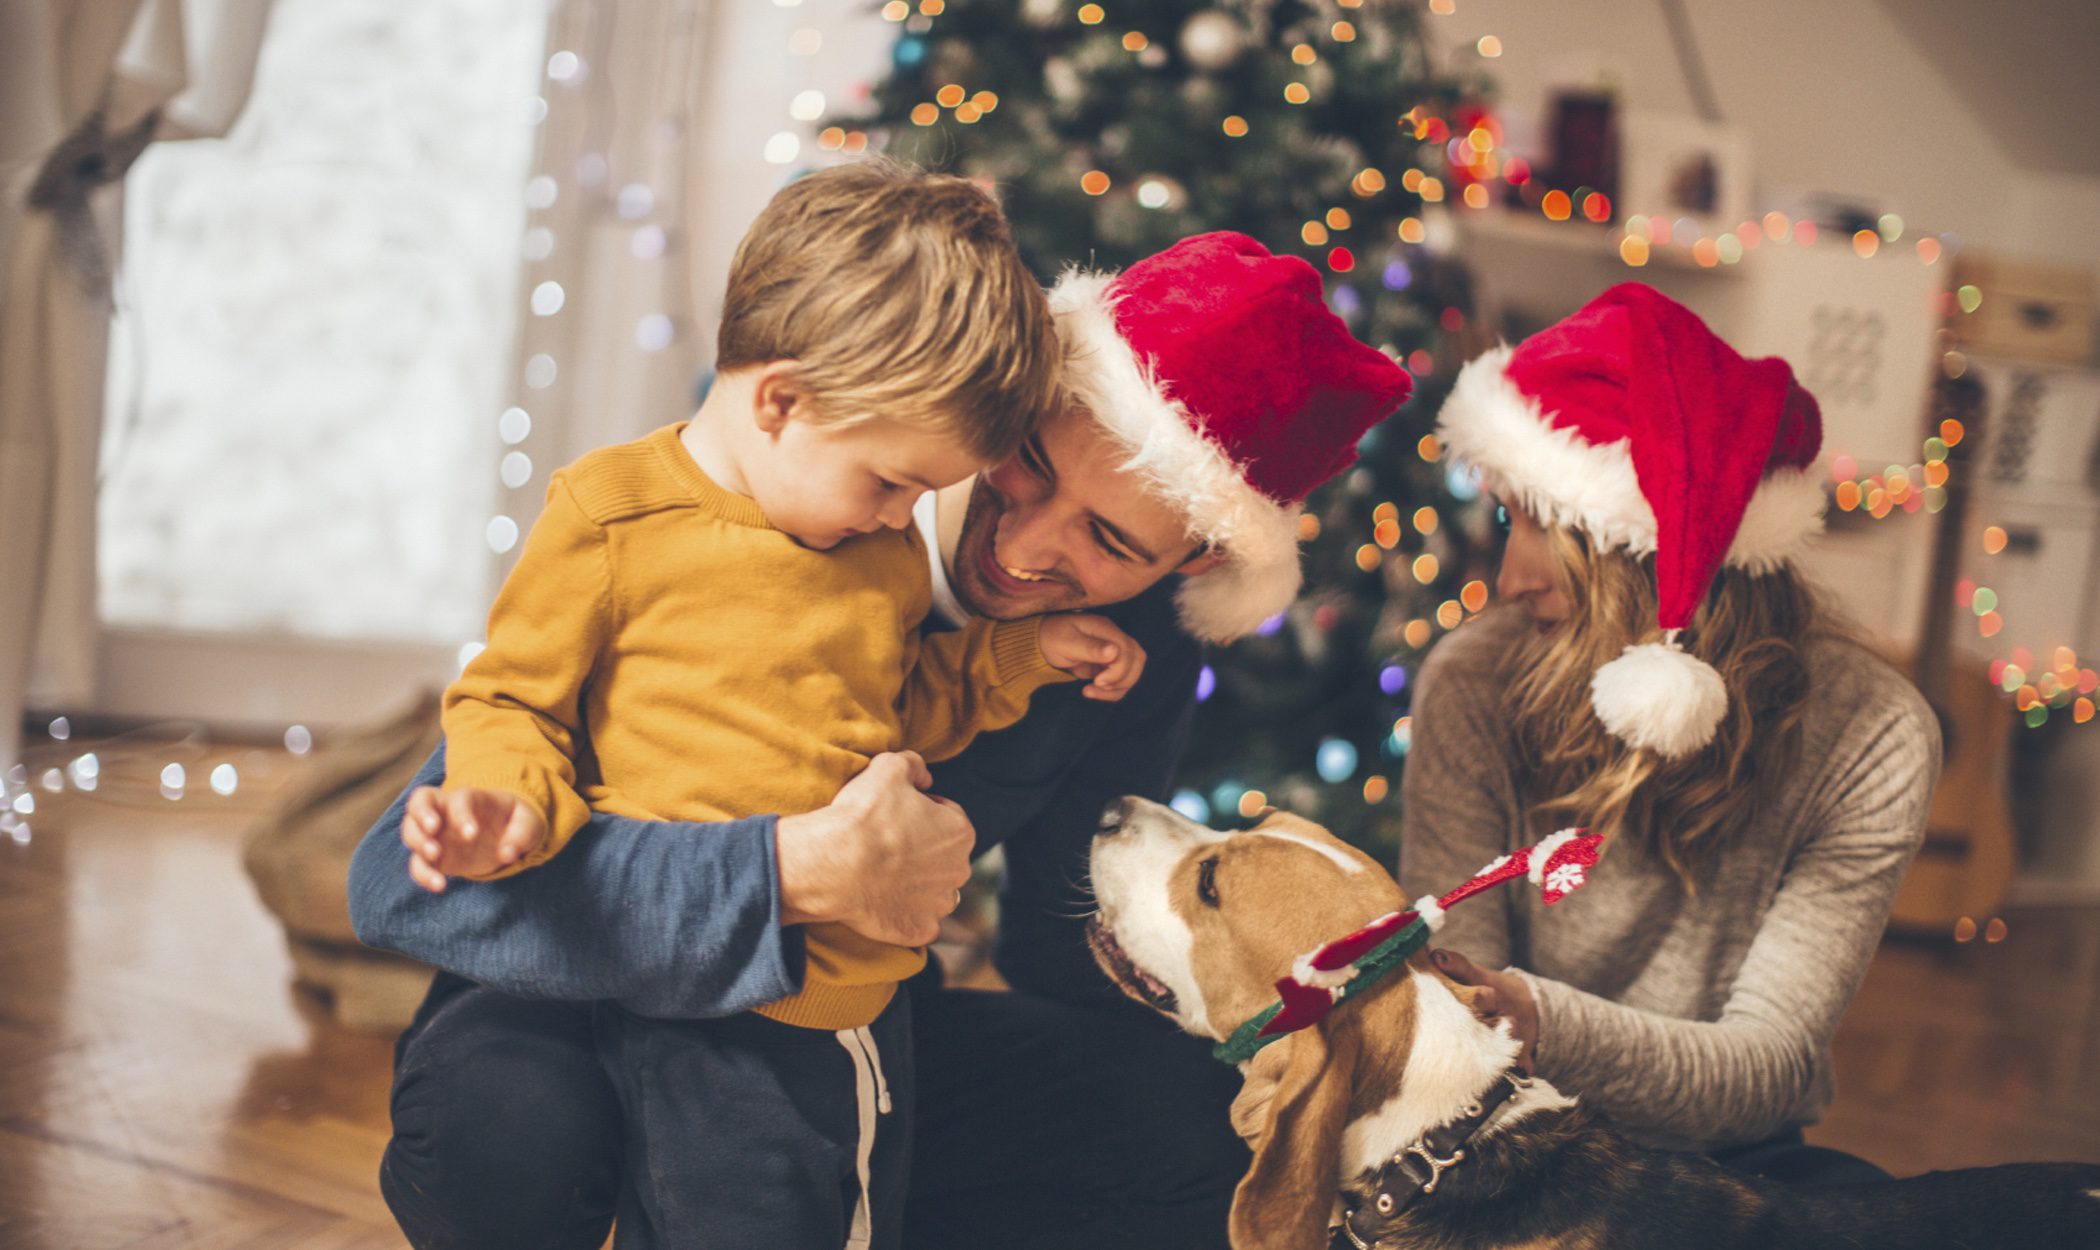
[717,159,1060,463]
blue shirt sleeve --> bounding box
[346,742,806,1018]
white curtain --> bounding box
[509,0,892,473]
[0,0,274,775]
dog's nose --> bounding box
[1097,796,1134,834]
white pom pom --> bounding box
[1590,640,1726,759]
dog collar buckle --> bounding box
[1332,1073,1521,1249]
[1400,1143,1466,1194]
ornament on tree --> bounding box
[1179,10,1246,72]
[1134,174,1186,211]
[1043,57,1082,104]
[1179,75,1228,114]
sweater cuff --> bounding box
[1517,967,1576,1083]
[991,617,1063,685]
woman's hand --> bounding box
[1432,947,1539,1072]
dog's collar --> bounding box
[1212,912,1431,1065]
[1210,829,1604,1067]
[1331,1073,1525,1250]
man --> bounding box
[349,232,1412,1248]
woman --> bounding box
[1401,283,1939,1185]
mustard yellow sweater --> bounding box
[442,423,1065,1029]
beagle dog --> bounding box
[1086,796,2100,1250]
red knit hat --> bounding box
[1050,232,1413,641]
[1437,282,1824,758]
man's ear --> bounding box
[1228,1024,1361,1250]
[1174,548,1226,578]
[749,361,804,435]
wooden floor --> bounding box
[2,739,2097,1248]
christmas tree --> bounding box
[844,0,1507,855]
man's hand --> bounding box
[1432,947,1539,1072]
[775,751,974,947]
[1039,614,1148,701]
[400,786,549,892]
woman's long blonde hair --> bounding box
[1503,524,1822,887]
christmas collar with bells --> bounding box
[1211,829,1605,1066]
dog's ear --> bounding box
[1228,1023,1362,1249]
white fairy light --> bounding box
[616,183,655,220]
[530,281,566,316]
[789,90,827,121]
[635,314,674,352]
[546,50,582,81]
[524,354,557,388]
[630,225,667,260]
[499,407,532,444]
[487,516,520,554]
[47,716,70,741]
[524,175,558,209]
[763,132,801,164]
[284,725,313,755]
[210,764,239,796]
[500,451,534,488]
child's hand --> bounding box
[400,786,548,892]
[1039,614,1148,701]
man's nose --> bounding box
[996,502,1061,568]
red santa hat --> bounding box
[1049,232,1413,641]
[1437,282,1824,759]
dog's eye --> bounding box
[1196,856,1221,908]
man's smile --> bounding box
[977,538,1067,596]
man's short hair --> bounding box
[716,159,1060,463]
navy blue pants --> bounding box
[593,997,912,1249]
[381,968,1246,1249]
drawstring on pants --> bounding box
[835,1025,892,1249]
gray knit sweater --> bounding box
[1399,609,1941,1152]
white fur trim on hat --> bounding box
[1292,951,1356,992]
[1438,346,1824,569]
[1412,893,1447,931]
[1590,639,1728,758]
[1049,269,1304,642]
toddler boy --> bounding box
[400,159,1143,1249]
